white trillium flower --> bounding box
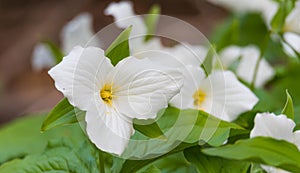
[219,45,275,88]
[31,43,56,71]
[250,112,300,173]
[170,66,258,122]
[48,46,184,155]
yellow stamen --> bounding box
[100,84,113,106]
[193,89,206,108]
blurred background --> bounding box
[0,0,228,125]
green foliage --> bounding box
[41,98,85,131]
[201,45,216,76]
[106,26,132,66]
[281,90,294,120]
[147,152,197,173]
[184,146,250,173]
[271,0,296,33]
[0,114,84,165]
[144,4,161,42]
[0,140,100,173]
[202,137,300,172]
[113,107,243,172]
[140,165,161,173]
[211,13,268,51]
[133,122,166,139]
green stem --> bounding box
[250,32,270,90]
[99,150,105,173]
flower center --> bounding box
[100,84,113,106]
[193,89,206,108]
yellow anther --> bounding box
[100,84,113,106]
[193,89,206,108]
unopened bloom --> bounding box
[61,13,101,53]
[32,13,100,71]
[170,65,258,122]
[251,112,300,173]
[49,46,183,155]
[31,43,55,71]
[219,45,275,88]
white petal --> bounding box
[60,13,100,53]
[293,130,300,150]
[169,65,206,109]
[31,43,55,71]
[236,46,275,88]
[261,165,291,173]
[283,32,300,57]
[86,97,134,155]
[219,46,241,68]
[48,46,113,111]
[133,39,187,68]
[204,71,258,121]
[107,56,183,120]
[105,1,146,40]
[166,43,207,67]
[250,113,295,142]
[284,1,300,35]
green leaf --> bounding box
[105,26,132,66]
[42,40,64,63]
[0,140,100,173]
[0,114,85,165]
[281,90,294,120]
[133,122,166,139]
[182,109,243,146]
[184,146,250,173]
[117,107,243,172]
[201,45,216,76]
[141,165,161,173]
[250,163,267,173]
[202,137,300,172]
[271,0,296,33]
[146,152,197,173]
[211,13,268,51]
[144,4,161,42]
[41,98,85,132]
[119,142,196,173]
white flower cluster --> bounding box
[47,1,289,158]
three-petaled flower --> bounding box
[251,112,300,173]
[49,46,183,155]
[170,65,258,122]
